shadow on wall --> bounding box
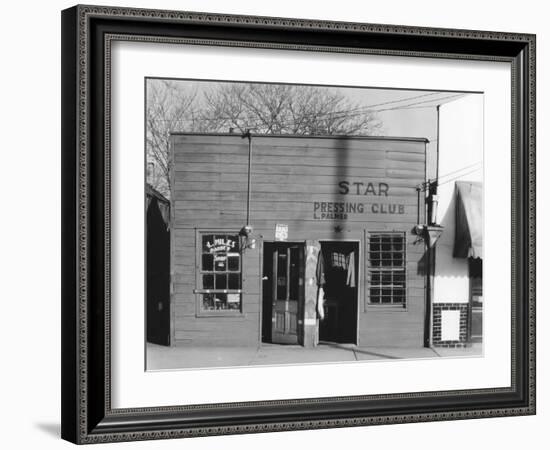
[432,190,471,278]
[332,137,349,240]
[416,244,429,277]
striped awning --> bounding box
[453,181,483,259]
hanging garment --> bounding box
[316,249,326,286]
[346,251,356,287]
[317,286,325,320]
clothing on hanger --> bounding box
[316,247,356,315]
[346,251,355,288]
[317,286,325,320]
[316,248,326,286]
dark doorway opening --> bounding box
[262,242,305,344]
[469,257,483,343]
[146,197,171,346]
[318,241,359,344]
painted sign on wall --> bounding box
[205,237,237,253]
[338,181,390,196]
[312,181,406,220]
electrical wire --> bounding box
[147,92,465,128]
[436,167,483,187]
[418,162,483,191]
[437,162,483,181]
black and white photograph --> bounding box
[145,78,484,370]
[0,0,544,447]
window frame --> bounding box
[194,229,244,317]
[364,230,408,311]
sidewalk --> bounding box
[146,342,483,370]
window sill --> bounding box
[365,304,408,312]
[196,311,245,318]
[193,289,243,294]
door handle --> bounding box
[262,276,269,281]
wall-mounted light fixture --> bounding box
[413,179,444,247]
[239,224,256,251]
[413,224,445,248]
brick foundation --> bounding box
[432,303,469,348]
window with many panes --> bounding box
[367,232,406,306]
[196,232,242,313]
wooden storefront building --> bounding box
[169,133,429,348]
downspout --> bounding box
[243,129,253,226]
[425,239,432,348]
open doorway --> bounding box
[318,241,359,344]
[146,195,171,346]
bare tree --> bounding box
[200,83,381,135]
[146,81,381,196]
[146,80,198,197]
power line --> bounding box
[147,92,461,127]
[418,162,483,191]
[153,90,443,120]
[371,93,465,114]
[437,162,483,181]
[315,91,443,115]
[436,167,483,187]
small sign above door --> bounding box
[275,223,289,241]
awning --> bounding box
[453,181,483,259]
[146,184,171,229]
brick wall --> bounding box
[432,303,469,347]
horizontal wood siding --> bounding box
[171,134,427,347]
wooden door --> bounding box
[271,244,304,344]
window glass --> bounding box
[202,254,213,272]
[215,273,227,290]
[199,233,242,312]
[227,254,240,271]
[200,293,241,311]
[228,273,241,290]
[214,255,227,271]
[368,233,406,306]
[276,252,288,300]
[202,274,214,289]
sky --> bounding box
[147,77,483,183]
[147,77,478,139]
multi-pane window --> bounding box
[367,233,406,306]
[198,233,242,312]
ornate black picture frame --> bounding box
[61,4,536,444]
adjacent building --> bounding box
[146,184,171,346]
[431,95,483,348]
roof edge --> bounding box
[168,132,430,143]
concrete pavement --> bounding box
[146,341,482,370]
